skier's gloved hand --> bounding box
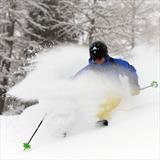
[131,87,140,96]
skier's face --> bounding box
[94,57,105,64]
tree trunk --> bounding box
[0,92,6,115]
[7,0,16,58]
[0,77,8,114]
[89,18,95,44]
[131,0,136,48]
[88,0,97,44]
[8,18,15,59]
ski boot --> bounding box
[96,119,108,127]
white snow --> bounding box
[0,43,159,160]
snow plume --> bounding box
[8,43,159,137]
[8,44,122,135]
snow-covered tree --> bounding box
[28,0,80,46]
[66,0,159,53]
[65,0,133,53]
[0,0,49,114]
[119,0,159,48]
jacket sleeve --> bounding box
[117,59,140,90]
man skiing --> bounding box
[74,41,140,126]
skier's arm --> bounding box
[118,61,140,95]
[127,66,140,95]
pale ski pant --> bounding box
[97,94,121,121]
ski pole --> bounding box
[140,81,158,90]
[23,113,47,151]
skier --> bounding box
[74,41,140,126]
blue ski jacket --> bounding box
[74,57,140,90]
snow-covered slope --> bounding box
[0,44,159,160]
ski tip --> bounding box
[23,143,31,151]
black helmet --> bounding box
[89,41,108,60]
